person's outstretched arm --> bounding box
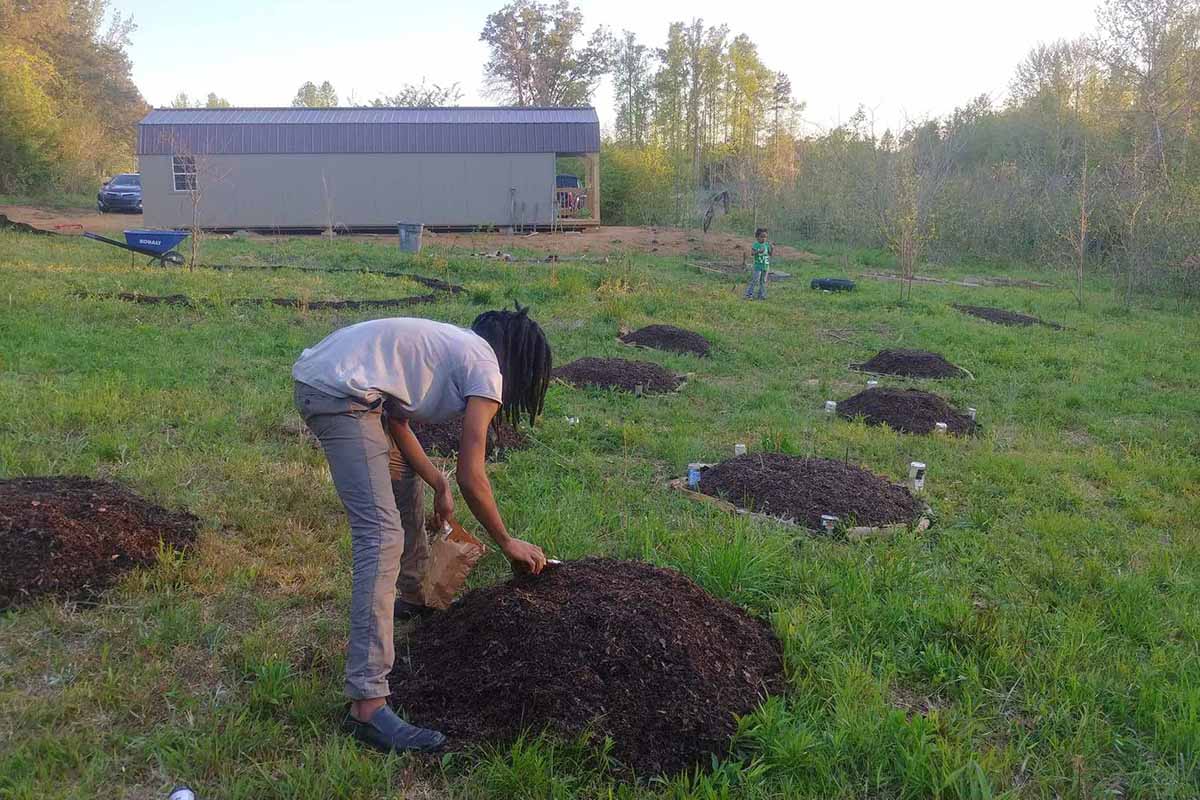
[387,416,457,525]
[457,396,547,574]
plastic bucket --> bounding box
[398,222,424,253]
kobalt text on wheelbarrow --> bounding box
[83,229,190,267]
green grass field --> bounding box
[2,230,1199,799]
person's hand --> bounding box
[433,481,455,527]
[501,537,547,575]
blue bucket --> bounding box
[398,222,423,253]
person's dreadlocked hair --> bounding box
[471,302,552,428]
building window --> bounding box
[172,156,196,191]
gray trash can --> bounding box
[398,222,424,253]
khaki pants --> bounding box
[293,381,429,699]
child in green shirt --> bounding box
[744,227,772,300]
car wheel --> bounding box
[97,203,107,214]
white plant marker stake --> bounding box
[908,461,927,493]
[687,463,703,489]
[867,380,879,388]
[634,383,644,397]
[934,422,948,435]
[820,514,839,534]
[734,443,747,457]
[824,400,837,415]
[967,407,977,421]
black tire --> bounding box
[162,250,185,267]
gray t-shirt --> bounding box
[292,318,503,423]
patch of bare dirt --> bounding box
[427,226,813,260]
[0,205,134,235]
[0,205,813,263]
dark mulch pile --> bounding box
[838,387,977,435]
[953,304,1062,329]
[410,418,529,459]
[697,453,921,530]
[620,325,712,357]
[853,348,967,379]
[553,357,682,394]
[0,477,199,610]
[390,557,784,776]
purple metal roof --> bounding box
[137,107,600,155]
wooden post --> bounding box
[588,152,600,223]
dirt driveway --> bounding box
[1,205,812,262]
[0,204,138,235]
[422,226,813,261]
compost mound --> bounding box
[697,453,920,530]
[410,418,528,459]
[854,348,966,379]
[0,477,199,609]
[553,357,682,394]
[838,387,976,435]
[390,558,784,775]
[953,304,1062,329]
[620,325,712,357]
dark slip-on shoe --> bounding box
[345,706,447,754]
[394,598,436,621]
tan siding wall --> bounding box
[139,152,556,229]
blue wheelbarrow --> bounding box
[83,229,190,267]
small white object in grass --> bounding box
[934,422,948,435]
[824,400,837,414]
[546,559,562,566]
[565,416,579,426]
[908,461,926,492]
[686,371,696,381]
[687,463,703,489]
[634,383,644,396]
[734,443,747,456]
[967,407,977,420]
[867,379,879,388]
[168,788,197,800]
[820,514,839,533]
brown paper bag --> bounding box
[421,520,487,610]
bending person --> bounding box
[291,305,552,753]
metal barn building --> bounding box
[136,107,601,231]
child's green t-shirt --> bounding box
[752,241,771,271]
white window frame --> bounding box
[172,155,197,192]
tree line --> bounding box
[0,0,145,194]
[585,0,1200,300]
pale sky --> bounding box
[122,0,1099,134]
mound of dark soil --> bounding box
[697,453,920,530]
[390,557,784,775]
[953,304,1062,329]
[553,357,682,394]
[0,477,199,610]
[620,325,712,357]
[838,387,976,435]
[854,348,966,379]
[410,418,528,459]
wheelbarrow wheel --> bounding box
[161,250,186,267]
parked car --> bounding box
[97,173,142,214]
